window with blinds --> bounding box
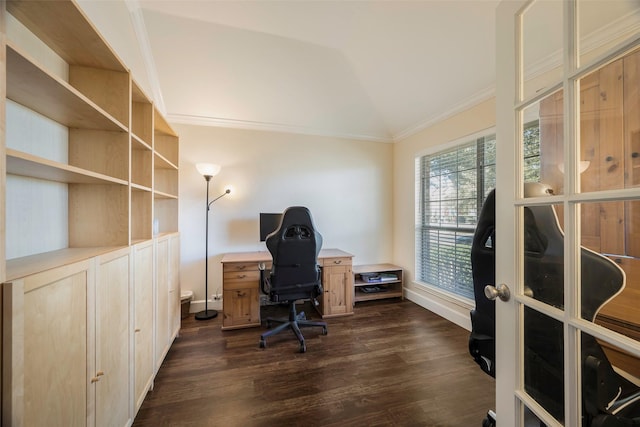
[416,134,496,300]
[416,123,540,300]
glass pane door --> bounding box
[495,1,640,425]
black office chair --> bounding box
[469,182,640,426]
[258,206,328,353]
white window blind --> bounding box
[416,134,496,300]
[416,123,540,300]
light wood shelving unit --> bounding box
[353,263,404,303]
[153,110,179,235]
[1,1,181,425]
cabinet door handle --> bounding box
[91,372,104,383]
[135,328,141,333]
[632,152,639,158]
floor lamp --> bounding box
[195,163,231,321]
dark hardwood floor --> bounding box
[133,300,495,427]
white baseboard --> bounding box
[404,288,472,331]
[190,299,223,313]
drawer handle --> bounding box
[237,265,247,270]
[236,291,246,297]
[237,274,247,279]
[333,260,342,264]
[135,328,141,333]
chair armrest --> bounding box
[258,262,270,295]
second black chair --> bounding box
[258,206,327,353]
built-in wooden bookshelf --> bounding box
[1,1,181,425]
[3,0,180,278]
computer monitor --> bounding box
[259,213,283,241]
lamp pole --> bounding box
[194,173,230,321]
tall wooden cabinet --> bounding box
[0,1,181,425]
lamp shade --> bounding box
[196,163,221,177]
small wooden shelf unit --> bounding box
[353,263,404,303]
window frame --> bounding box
[414,122,541,303]
[414,128,496,303]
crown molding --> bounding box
[167,113,394,143]
[393,84,495,142]
[125,0,166,115]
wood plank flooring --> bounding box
[133,300,495,427]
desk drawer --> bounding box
[224,279,261,291]
[223,262,260,273]
[321,257,352,267]
[223,270,261,284]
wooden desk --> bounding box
[220,248,354,330]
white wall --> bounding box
[176,124,394,307]
[392,98,496,330]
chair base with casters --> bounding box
[259,300,327,353]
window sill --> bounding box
[412,280,474,311]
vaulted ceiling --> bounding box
[133,0,500,143]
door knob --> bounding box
[484,283,511,302]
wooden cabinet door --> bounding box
[168,234,180,338]
[223,286,260,328]
[4,252,132,427]
[133,241,154,412]
[155,237,170,367]
[95,249,131,427]
[15,262,91,426]
[321,263,353,317]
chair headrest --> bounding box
[266,206,323,258]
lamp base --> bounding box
[195,309,218,320]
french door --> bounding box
[495,1,640,426]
